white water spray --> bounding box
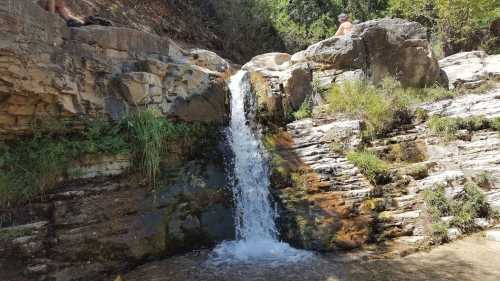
[210,71,311,265]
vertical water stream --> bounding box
[210,71,310,265]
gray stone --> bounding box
[439,51,500,89]
[447,228,462,240]
[486,230,500,242]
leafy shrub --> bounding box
[431,222,449,243]
[293,96,313,120]
[0,124,128,208]
[424,182,494,233]
[387,0,500,55]
[474,171,494,188]
[427,116,462,141]
[423,185,451,220]
[450,183,490,231]
[347,150,389,184]
[492,117,500,132]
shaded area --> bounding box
[123,233,500,281]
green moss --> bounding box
[0,228,33,241]
[347,150,389,185]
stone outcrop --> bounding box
[243,19,442,124]
[241,53,312,124]
[439,51,500,89]
[266,118,374,250]
[0,154,233,281]
[0,0,232,139]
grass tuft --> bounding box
[0,109,209,208]
[326,78,454,139]
[347,150,389,185]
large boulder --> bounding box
[242,53,312,124]
[0,0,231,139]
[290,18,442,89]
[292,36,366,70]
[352,19,441,87]
[118,61,228,122]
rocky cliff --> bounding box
[0,0,233,139]
[254,46,500,253]
[1,1,500,280]
[1,1,235,280]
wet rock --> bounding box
[243,54,312,124]
[0,156,232,280]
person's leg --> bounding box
[38,0,56,13]
[55,1,84,24]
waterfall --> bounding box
[210,71,311,265]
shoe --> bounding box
[84,16,113,27]
[67,19,84,27]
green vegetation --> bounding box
[199,0,498,61]
[0,120,128,208]
[428,115,498,141]
[0,227,33,241]
[423,182,495,235]
[0,109,210,208]
[492,117,500,132]
[474,171,494,188]
[347,150,389,184]
[326,78,454,138]
[292,96,313,120]
[387,0,500,54]
[430,222,449,243]
[423,185,452,219]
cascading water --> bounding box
[210,71,311,265]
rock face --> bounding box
[242,53,312,124]
[243,19,442,124]
[439,51,500,89]
[0,0,232,139]
[352,19,441,87]
[266,118,374,250]
[264,52,500,253]
[0,155,233,281]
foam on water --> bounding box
[210,71,311,265]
